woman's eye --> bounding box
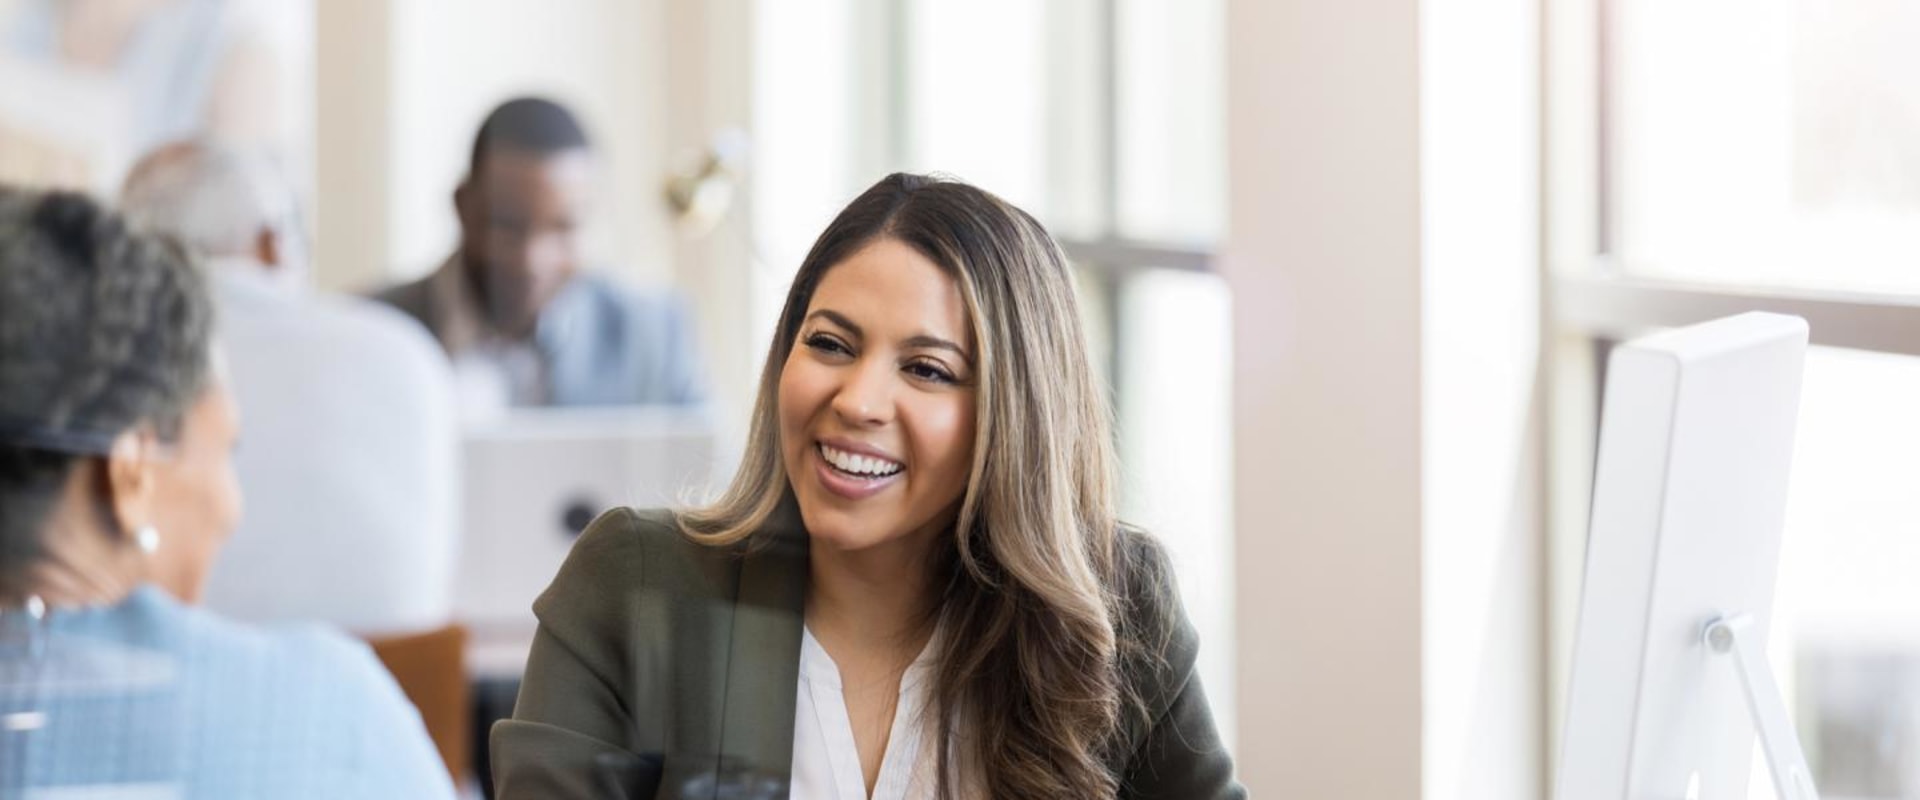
[905,361,956,384]
[804,333,851,356]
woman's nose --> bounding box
[831,358,895,427]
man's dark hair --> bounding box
[468,96,592,177]
[0,186,215,592]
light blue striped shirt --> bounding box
[0,585,455,799]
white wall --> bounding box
[313,0,391,295]
[1226,0,1425,795]
[1227,0,1543,796]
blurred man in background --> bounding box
[120,140,461,639]
[374,96,706,416]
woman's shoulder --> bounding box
[531,506,748,627]
[1110,527,1202,725]
[154,592,435,744]
[556,505,664,571]
[1105,531,1246,799]
[551,506,736,585]
[119,584,362,666]
[571,506,701,555]
[1112,526,1187,645]
[195,620,457,796]
[45,590,454,797]
[161,591,406,696]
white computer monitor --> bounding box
[1557,312,1821,800]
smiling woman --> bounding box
[490,173,1244,800]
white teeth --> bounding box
[819,444,902,477]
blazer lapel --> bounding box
[708,511,808,795]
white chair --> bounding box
[201,269,460,637]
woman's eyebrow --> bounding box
[903,335,973,365]
[806,309,861,337]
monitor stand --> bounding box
[1702,614,1822,800]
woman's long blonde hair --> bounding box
[681,173,1166,798]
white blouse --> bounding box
[791,627,941,800]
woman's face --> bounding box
[779,238,978,556]
[145,381,243,603]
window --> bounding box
[1605,0,1920,294]
[1778,346,1920,797]
[1548,0,1920,794]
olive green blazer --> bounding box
[490,506,1245,799]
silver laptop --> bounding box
[456,407,722,662]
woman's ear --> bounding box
[104,428,159,541]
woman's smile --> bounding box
[812,439,907,499]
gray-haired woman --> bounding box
[0,187,453,799]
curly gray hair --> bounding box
[0,185,215,593]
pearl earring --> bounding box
[134,525,160,556]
